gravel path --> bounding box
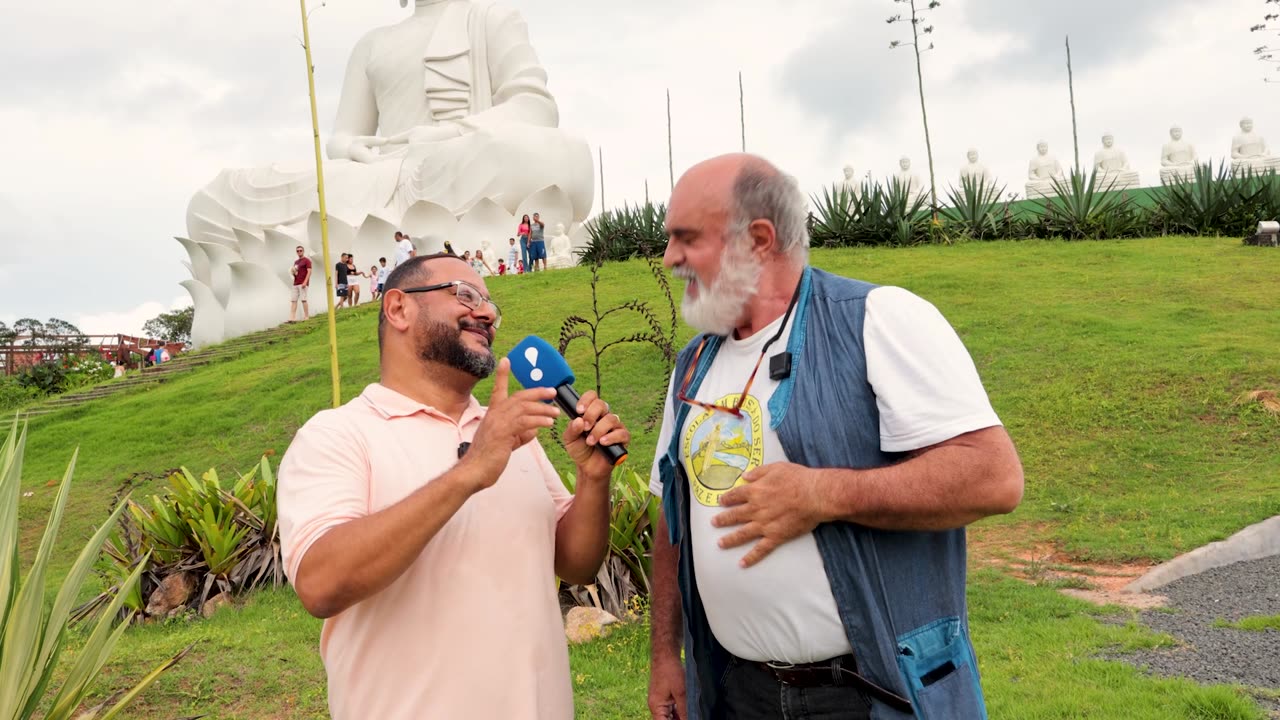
[1118,554,1280,709]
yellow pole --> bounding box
[299,0,342,408]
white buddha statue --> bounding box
[1230,117,1280,175]
[1092,133,1140,190]
[546,223,575,269]
[1026,141,1066,198]
[840,165,860,198]
[891,157,923,203]
[187,0,594,244]
[959,148,993,186]
[1159,126,1199,184]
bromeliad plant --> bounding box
[559,467,661,618]
[0,421,185,720]
[77,457,283,622]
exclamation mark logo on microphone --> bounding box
[525,346,543,382]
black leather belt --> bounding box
[744,654,914,714]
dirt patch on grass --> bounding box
[970,522,1165,608]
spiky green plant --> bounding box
[77,457,282,623]
[1039,170,1145,240]
[941,176,1009,240]
[811,180,932,247]
[578,202,668,264]
[559,468,659,618]
[0,420,185,720]
[1154,162,1262,236]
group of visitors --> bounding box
[517,212,549,272]
[287,230,415,321]
[284,212,559,323]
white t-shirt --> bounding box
[394,238,414,267]
[648,285,1001,664]
[377,266,390,285]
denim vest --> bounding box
[657,267,988,720]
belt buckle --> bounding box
[765,661,797,671]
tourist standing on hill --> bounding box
[394,231,415,268]
[518,214,532,272]
[529,212,548,272]
[346,254,365,306]
[278,253,631,719]
[507,237,520,271]
[335,253,351,307]
[646,154,1024,720]
[374,257,390,300]
[289,245,312,322]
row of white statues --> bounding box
[841,118,1279,202]
[180,0,596,346]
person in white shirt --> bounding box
[394,231,416,268]
[506,237,520,271]
[648,154,1023,720]
[374,257,391,300]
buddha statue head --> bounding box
[966,149,979,164]
[1170,126,1183,141]
[1037,141,1049,156]
[899,156,912,172]
[843,165,855,181]
[1241,117,1255,133]
[1102,133,1115,149]
[555,222,566,236]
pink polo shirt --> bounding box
[278,383,576,720]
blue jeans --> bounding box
[520,236,530,270]
[721,656,872,720]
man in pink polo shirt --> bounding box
[278,252,630,719]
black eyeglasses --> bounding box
[399,280,502,328]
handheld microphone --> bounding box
[508,336,628,467]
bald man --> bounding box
[647,155,1023,720]
[277,253,630,719]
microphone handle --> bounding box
[554,384,629,467]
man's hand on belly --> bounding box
[711,462,827,569]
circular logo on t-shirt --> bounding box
[682,394,765,507]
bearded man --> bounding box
[277,253,630,719]
[646,154,1024,720]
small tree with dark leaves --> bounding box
[143,306,194,344]
[888,0,942,216]
[557,252,677,428]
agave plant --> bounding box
[941,176,1009,241]
[1039,170,1145,240]
[0,420,185,720]
[882,177,933,246]
[809,184,861,247]
[1154,162,1260,236]
[578,202,668,264]
[811,180,932,247]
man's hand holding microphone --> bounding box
[461,336,630,489]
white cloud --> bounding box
[74,296,190,338]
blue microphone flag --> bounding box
[509,336,575,390]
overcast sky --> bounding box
[0,0,1275,336]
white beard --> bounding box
[674,240,761,336]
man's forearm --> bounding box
[294,460,494,618]
[554,469,611,585]
[818,426,1023,531]
[650,514,683,659]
